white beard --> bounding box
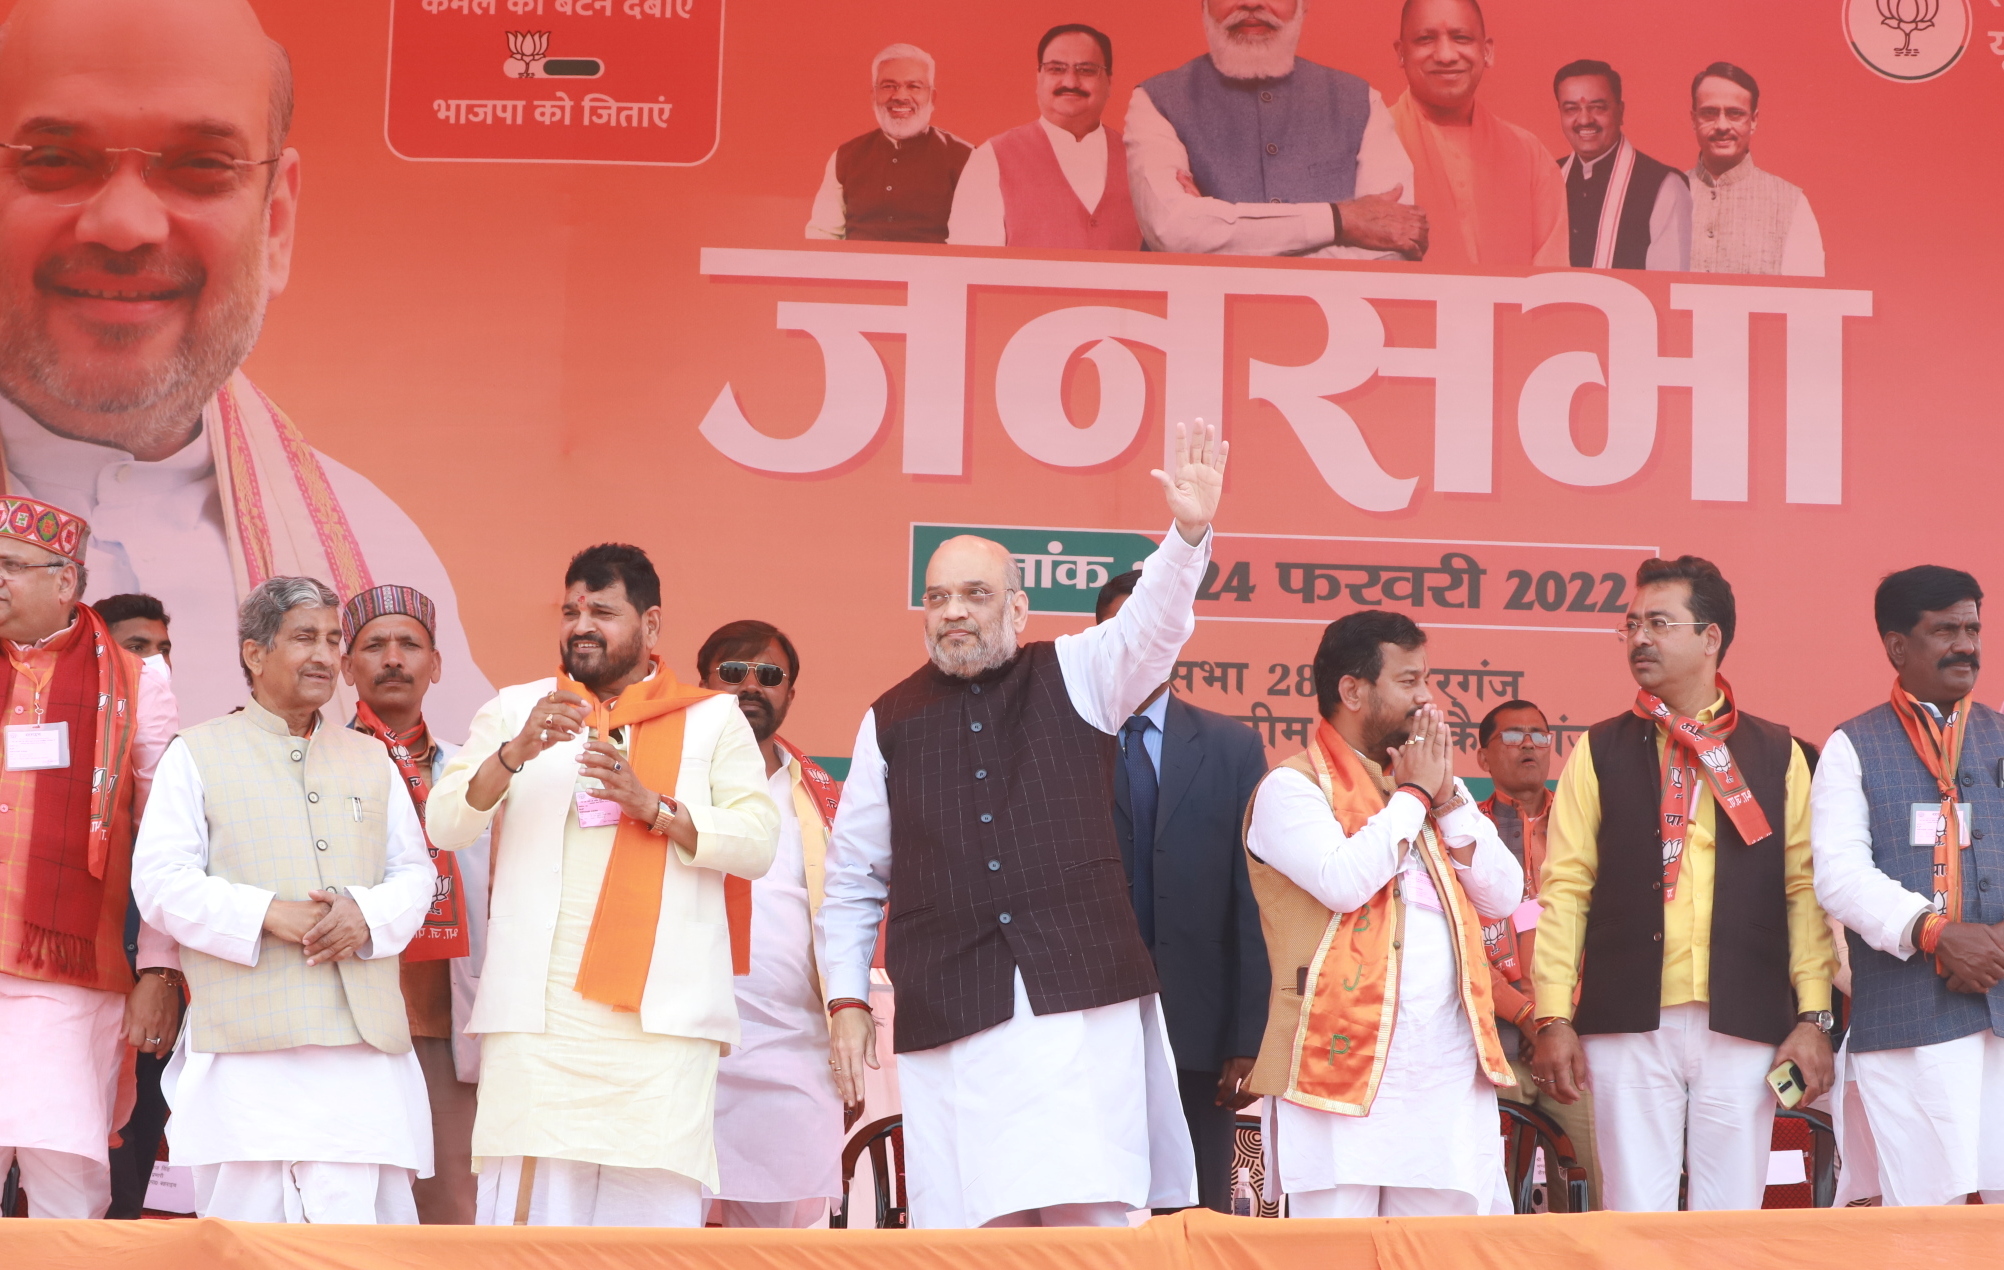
[926,615,1019,679]
[1203,4,1305,80]
[875,98,935,142]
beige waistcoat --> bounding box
[177,698,411,1055]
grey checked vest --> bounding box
[1140,56,1370,206]
[873,642,1157,1053]
[1838,702,2004,1053]
[176,700,411,1055]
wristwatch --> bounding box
[1797,1010,1835,1034]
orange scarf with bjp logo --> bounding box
[1281,721,1514,1115]
[560,659,752,1012]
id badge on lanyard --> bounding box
[1911,802,1973,848]
[4,720,70,770]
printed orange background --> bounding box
[199,0,2004,764]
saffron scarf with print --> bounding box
[1633,677,1772,902]
[561,661,740,1011]
[352,701,469,962]
[1889,682,1972,933]
[8,605,140,984]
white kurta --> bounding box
[0,653,177,1168]
[132,737,437,1174]
[1246,769,1521,1211]
[1811,727,2004,1206]
[818,522,1211,1228]
[709,763,843,1205]
[0,397,493,737]
[1124,78,1413,258]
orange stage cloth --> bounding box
[4,1205,2002,1268]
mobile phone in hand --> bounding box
[1766,1059,1806,1109]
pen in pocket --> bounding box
[350,796,362,822]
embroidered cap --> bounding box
[342,584,437,647]
[0,496,89,564]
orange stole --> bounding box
[563,662,748,1012]
[1285,723,1514,1115]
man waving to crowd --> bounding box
[818,422,1226,1228]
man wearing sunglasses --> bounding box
[0,0,491,738]
[946,25,1139,251]
[694,621,846,1229]
[1531,555,1835,1212]
[1476,699,1598,1208]
[818,422,1226,1228]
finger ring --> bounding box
[613,761,622,772]
[539,729,548,744]
[147,1036,162,1044]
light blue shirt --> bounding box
[1121,690,1170,777]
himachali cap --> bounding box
[342,583,437,647]
[0,496,88,564]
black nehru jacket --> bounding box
[835,126,972,244]
[872,641,1159,1054]
[1574,709,1800,1045]
[1563,144,1684,269]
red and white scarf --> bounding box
[1633,677,1772,902]
[353,700,468,961]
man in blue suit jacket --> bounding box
[1097,572,1271,1213]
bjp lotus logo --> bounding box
[505,30,550,78]
[1846,0,1969,81]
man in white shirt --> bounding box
[819,422,1226,1228]
[695,620,845,1228]
[1124,0,1425,259]
[947,25,1140,252]
[1243,611,1521,1217]
[1811,565,2004,1206]
[133,576,438,1223]
[0,0,490,735]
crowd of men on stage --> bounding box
[811,1,1824,277]
[3,418,2001,1228]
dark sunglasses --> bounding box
[717,660,788,688]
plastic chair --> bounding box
[830,1114,906,1229]
[1499,1101,1591,1213]
[1764,1106,1837,1209]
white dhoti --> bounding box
[1848,1029,2004,1207]
[898,968,1194,1229]
[163,1039,434,1224]
[475,1154,703,1226]
[1264,881,1511,1218]
[1582,1002,1777,1211]
[0,972,126,1218]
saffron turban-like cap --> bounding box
[0,496,89,564]
[342,584,437,646]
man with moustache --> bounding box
[132,577,438,1223]
[0,0,491,735]
[947,25,1140,251]
[693,620,845,1228]
[1532,556,1836,1211]
[0,501,180,1220]
[1551,60,1690,272]
[1245,612,1522,1218]
[819,423,1225,1228]
[342,585,491,1224]
[1125,0,1426,259]
[807,44,972,244]
[97,593,172,665]
[1474,699,1599,1208]
[428,545,777,1228]
[1811,566,2004,1206]
[1388,0,1568,269]
[1686,62,1823,276]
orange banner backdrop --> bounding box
[5,1207,2004,1269]
[157,0,2004,767]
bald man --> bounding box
[0,0,490,736]
[1387,0,1567,269]
[818,424,1226,1228]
